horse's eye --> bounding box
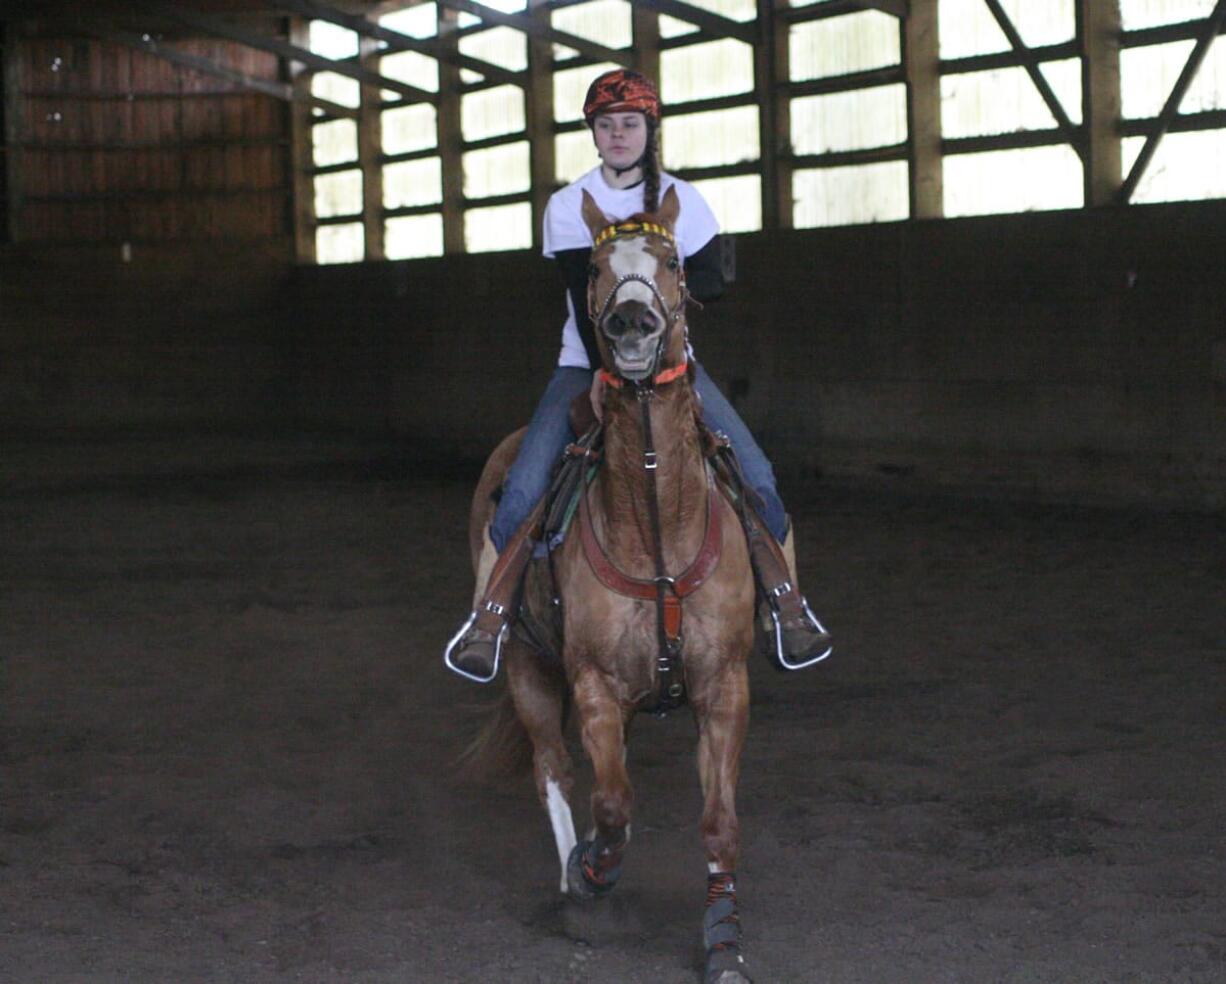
[666,256,680,272]
[587,264,598,281]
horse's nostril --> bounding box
[607,313,627,337]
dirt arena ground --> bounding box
[2,434,1224,984]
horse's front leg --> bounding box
[506,646,576,894]
[567,666,633,899]
[694,662,751,983]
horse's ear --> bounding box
[581,190,611,239]
[656,185,680,231]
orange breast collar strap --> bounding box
[599,360,688,390]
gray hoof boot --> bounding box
[705,947,752,984]
[566,840,620,900]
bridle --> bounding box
[586,219,690,388]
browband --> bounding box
[593,220,675,249]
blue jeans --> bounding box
[489,363,788,551]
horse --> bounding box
[465,186,756,984]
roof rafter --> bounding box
[436,0,634,68]
[268,0,524,88]
[133,0,438,105]
[73,17,360,119]
[1118,0,1226,203]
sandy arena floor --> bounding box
[2,435,1224,983]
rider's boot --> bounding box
[444,519,537,683]
[746,515,832,669]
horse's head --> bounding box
[581,186,688,385]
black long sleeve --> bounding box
[684,236,726,303]
[553,248,601,370]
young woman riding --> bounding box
[446,69,830,682]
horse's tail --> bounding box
[458,689,534,782]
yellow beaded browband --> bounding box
[593,220,675,248]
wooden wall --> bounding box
[0,22,296,433]
[7,30,288,245]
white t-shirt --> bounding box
[542,166,720,369]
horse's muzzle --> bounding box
[603,301,665,378]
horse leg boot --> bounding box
[444,503,544,682]
[743,512,832,670]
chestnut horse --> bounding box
[466,187,755,983]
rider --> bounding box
[446,69,830,682]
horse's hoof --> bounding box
[565,840,618,901]
[705,947,752,984]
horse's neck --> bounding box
[596,383,708,573]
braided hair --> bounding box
[641,119,661,215]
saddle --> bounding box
[513,390,762,667]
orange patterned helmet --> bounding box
[582,69,660,124]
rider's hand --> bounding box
[590,371,606,423]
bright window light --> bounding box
[465,202,533,253]
[314,170,363,219]
[944,145,1083,217]
[793,162,909,228]
[316,222,364,264]
[692,174,762,233]
[791,85,908,155]
[386,214,444,259]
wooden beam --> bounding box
[1122,16,1226,48]
[784,0,909,23]
[2,21,22,243]
[437,0,633,68]
[436,5,464,253]
[943,127,1066,155]
[135,2,439,105]
[1120,107,1226,136]
[358,34,384,260]
[787,64,905,98]
[632,4,661,86]
[525,0,555,246]
[787,142,909,169]
[904,0,941,218]
[1078,0,1121,207]
[268,0,524,89]
[940,41,1079,75]
[287,16,318,262]
[637,0,756,45]
[1117,0,1226,203]
[981,0,1082,158]
[76,19,360,119]
[755,0,790,230]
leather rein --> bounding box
[581,219,712,713]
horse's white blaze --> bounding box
[607,238,661,310]
[546,778,577,893]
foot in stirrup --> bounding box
[775,602,832,665]
[763,590,832,671]
[444,602,510,683]
[446,623,501,681]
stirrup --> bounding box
[768,597,832,671]
[443,610,509,684]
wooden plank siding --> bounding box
[8,31,289,246]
